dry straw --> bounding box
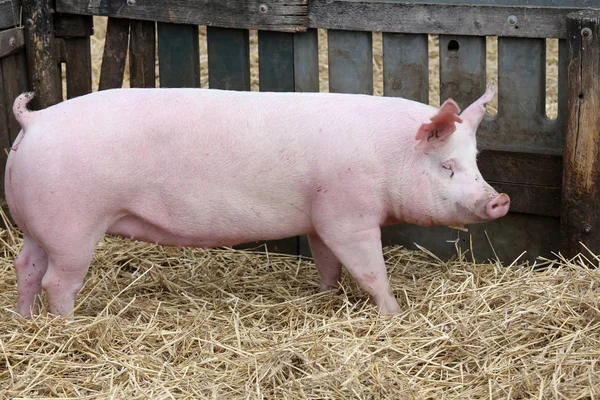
[1,209,600,399]
[1,18,582,399]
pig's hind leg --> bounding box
[14,234,49,316]
[318,226,401,315]
[308,234,342,292]
[36,226,106,318]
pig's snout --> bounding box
[486,193,510,219]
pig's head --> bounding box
[414,82,510,227]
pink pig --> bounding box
[5,82,509,317]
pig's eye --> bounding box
[442,163,455,178]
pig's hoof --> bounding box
[377,301,401,316]
[319,283,342,294]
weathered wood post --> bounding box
[22,0,62,109]
[561,11,600,259]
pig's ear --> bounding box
[460,81,495,130]
[415,99,463,152]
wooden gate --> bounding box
[0,0,28,204]
[3,0,600,263]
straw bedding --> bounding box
[1,222,599,398]
[1,17,588,399]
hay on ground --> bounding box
[1,218,599,398]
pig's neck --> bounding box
[381,126,438,227]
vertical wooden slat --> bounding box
[157,23,200,88]
[292,28,319,257]
[328,30,373,94]
[0,59,11,201]
[477,37,561,153]
[439,35,486,108]
[65,36,92,98]
[250,30,298,255]
[293,28,319,93]
[0,51,29,199]
[561,11,600,258]
[207,27,250,91]
[22,0,62,109]
[382,33,428,102]
[129,20,156,88]
[98,17,130,91]
[1,53,27,140]
[557,38,568,124]
[258,31,295,92]
[497,37,546,122]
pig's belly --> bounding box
[106,213,312,248]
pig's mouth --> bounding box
[452,194,510,225]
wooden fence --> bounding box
[1,0,600,263]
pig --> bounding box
[5,82,509,318]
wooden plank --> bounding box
[207,27,250,91]
[2,51,29,142]
[98,17,129,91]
[308,1,585,39]
[22,0,62,110]
[292,28,319,257]
[477,37,561,154]
[129,20,156,88]
[157,23,200,88]
[488,182,560,217]
[293,28,319,93]
[0,0,20,30]
[54,13,94,38]
[328,30,373,94]
[258,31,295,92]
[0,27,24,59]
[439,35,486,109]
[0,51,29,198]
[0,60,12,200]
[478,150,562,188]
[377,0,600,6]
[561,11,600,258]
[245,30,298,255]
[64,36,92,98]
[382,33,428,102]
[381,213,560,263]
[56,0,308,33]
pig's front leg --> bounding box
[308,234,342,292]
[14,235,49,316]
[319,226,400,315]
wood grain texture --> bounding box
[309,0,583,39]
[0,0,20,30]
[56,0,308,33]
[0,27,24,59]
[157,23,199,88]
[54,13,94,38]
[98,17,129,91]
[64,36,92,98]
[293,28,319,93]
[22,0,63,110]
[1,51,28,143]
[207,27,250,91]
[250,30,299,254]
[258,31,295,92]
[477,37,562,155]
[382,33,428,102]
[382,213,560,263]
[439,35,486,109]
[129,20,155,88]
[328,30,373,94]
[478,150,562,188]
[561,11,600,257]
[0,51,29,197]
